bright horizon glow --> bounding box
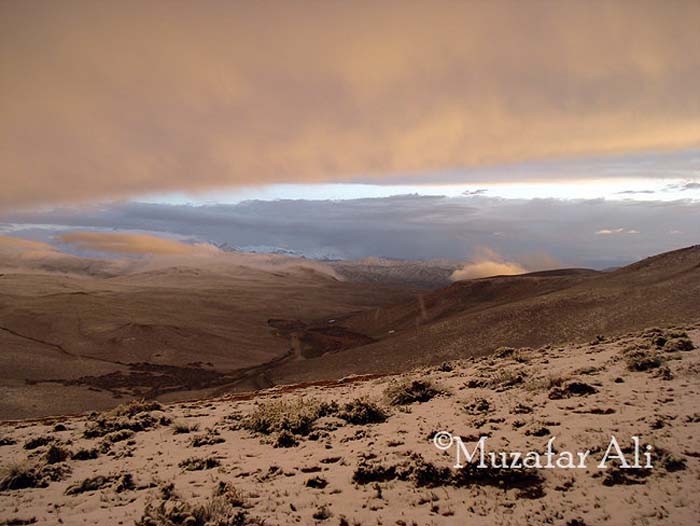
[139,178,699,206]
[137,150,700,205]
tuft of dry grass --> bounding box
[0,460,71,491]
[23,436,53,450]
[242,396,387,447]
[171,421,200,434]
[242,398,336,437]
[179,456,221,471]
[111,399,163,418]
[84,399,165,439]
[663,338,695,352]
[464,397,490,414]
[243,399,317,436]
[524,374,567,392]
[490,368,528,390]
[189,428,225,448]
[622,347,664,372]
[337,398,387,425]
[352,453,544,498]
[274,430,298,448]
[383,378,444,405]
[548,381,598,400]
[71,447,99,461]
[0,463,46,491]
[44,445,69,465]
[640,328,695,353]
[135,482,260,526]
[65,475,115,495]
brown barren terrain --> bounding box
[0,325,698,525]
[1,246,699,420]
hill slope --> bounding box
[1,245,699,418]
[0,266,416,419]
[273,246,700,383]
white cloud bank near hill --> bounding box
[450,248,529,281]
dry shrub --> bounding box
[663,338,695,353]
[179,456,221,471]
[622,347,664,372]
[384,378,444,405]
[44,445,69,465]
[641,328,694,353]
[524,374,567,392]
[0,460,70,491]
[189,428,225,448]
[242,399,328,436]
[84,399,164,439]
[135,482,259,526]
[353,453,544,499]
[548,381,598,400]
[111,399,162,417]
[0,463,46,491]
[172,421,200,434]
[23,436,53,450]
[336,398,387,425]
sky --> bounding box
[1,1,699,272]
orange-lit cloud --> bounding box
[451,248,528,281]
[58,232,219,256]
[0,234,126,275]
[2,1,700,208]
[0,235,57,256]
[1,232,341,278]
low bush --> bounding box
[65,475,115,495]
[135,483,259,526]
[179,456,221,471]
[44,445,69,465]
[548,381,598,400]
[23,436,53,450]
[663,338,695,353]
[0,463,46,491]
[190,428,225,448]
[623,347,663,372]
[71,447,99,461]
[337,398,387,425]
[84,406,161,439]
[242,399,336,436]
[384,378,444,405]
[172,421,200,434]
[353,453,545,499]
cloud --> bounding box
[616,190,656,195]
[451,254,527,281]
[2,2,700,207]
[2,195,699,269]
[595,228,640,235]
[57,232,220,256]
[0,234,129,276]
[0,232,342,279]
[0,235,58,257]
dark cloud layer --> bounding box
[2,196,698,269]
[2,1,700,207]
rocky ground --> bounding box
[1,324,698,525]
